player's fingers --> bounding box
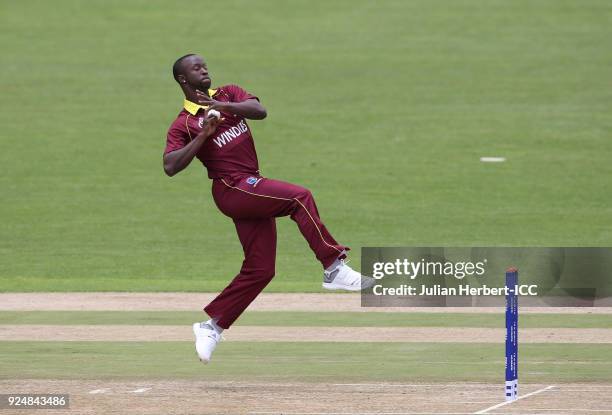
[196,90,213,103]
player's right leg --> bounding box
[195,216,277,363]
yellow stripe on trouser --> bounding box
[221,179,343,254]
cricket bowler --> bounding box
[163,54,375,363]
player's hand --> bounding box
[198,112,222,138]
[195,89,230,112]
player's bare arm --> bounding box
[163,115,220,177]
[196,89,267,120]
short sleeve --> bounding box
[225,84,259,103]
[164,119,189,155]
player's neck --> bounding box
[183,86,207,103]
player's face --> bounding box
[182,55,211,90]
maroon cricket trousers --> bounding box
[204,174,348,329]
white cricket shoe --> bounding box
[193,322,222,364]
[322,259,376,291]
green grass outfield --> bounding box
[2,341,611,383]
[2,311,612,328]
[2,0,611,292]
[3,310,611,383]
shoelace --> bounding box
[324,258,350,275]
[335,258,374,287]
[340,260,365,287]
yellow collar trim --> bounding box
[183,88,218,115]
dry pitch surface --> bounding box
[1,380,611,415]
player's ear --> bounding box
[177,74,187,84]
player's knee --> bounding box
[265,263,276,277]
[261,267,275,281]
[296,187,312,200]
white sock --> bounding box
[206,318,224,334]
[325,253,347,272]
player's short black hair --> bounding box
[173,53,196,82]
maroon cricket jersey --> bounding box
[164,85,260,179]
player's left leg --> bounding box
[194,216,277,363]
[205,216,277,328]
